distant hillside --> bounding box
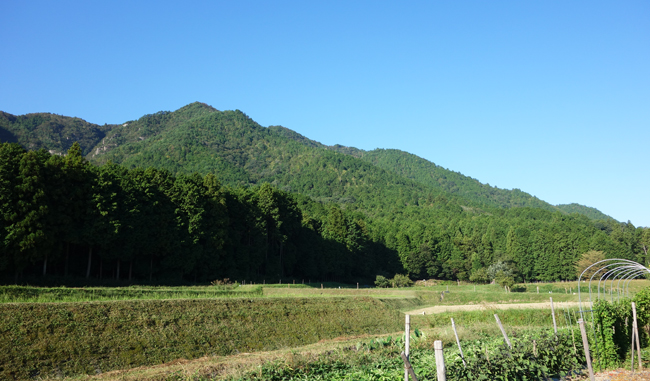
[84,102,456,211]
[0,111,111,156]
[0,102,611,220]
[556,203,615,221]
[275,131,559,212]
[1,102,642,284]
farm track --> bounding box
[405,301,584,315]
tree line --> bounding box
[0,142,399,284]
[1,141,648,285]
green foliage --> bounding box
[1,102,646,285]
[374,274,414,288]
[556,203,615,221]
[591,286,650,369]
[0,296,401,379]
[0,285,261,303]
[374,275,390,288]
[224,330,583,381]
[391,274,414,288]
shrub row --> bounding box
[0,297,401,379]
[592,287,650,369]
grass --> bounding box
[5,279,647,304]
[0,296,402,380]
[7,279,649,380]
[0,285,263,303]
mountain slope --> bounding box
[0,102,612,220]
[87,103,461,211]
[0,111,110,155]
[556,203,614,221]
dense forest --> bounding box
[1,103,648,285]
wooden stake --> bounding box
[633,302,642,369]
[494,314,511,348]
[626,312,635,372]
[400,352,419,381]
[405,315,410,381]
[451,318,466,367]
[434,340,446,381]
[550,297,557,334]
[579,319,595,381]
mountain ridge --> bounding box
[0,102,615,221]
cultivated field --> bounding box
[2,279,649,380]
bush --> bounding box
[375,275,391,288]
[495,270,515,288]
[391,274,414,288]
[469,267,489,283]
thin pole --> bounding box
[631,313,636,372]
[434,340,446,381]
[494,314,511,348]
[550,297,558,334]
[633,302,642,369]
[579,319,595,381]
[451,318,466,367]
[405,314,410,381]
[400,352,419,381]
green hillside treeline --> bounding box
[1,102,648,284]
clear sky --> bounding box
[2,1,649,226]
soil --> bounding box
[405,301,584,315]
[592,368,650,380]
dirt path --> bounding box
[405,301,584,315]
[592,369,650,380]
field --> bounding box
[2,280,649,380]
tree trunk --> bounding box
[99,258,103,279]
[64,243,70,277]
[279,240,283,277]
[149,256,153,282]
[116,260,120,280]
[42,253,48,276]
[86,247,93,278]
[129,261,133,281]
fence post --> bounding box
[494,314,511,348]
[400,352,419,381]
[451,318,466,367]
[434,340,446,381]
[537,286,539,294]
[633,302,642,369]
[550,297,557,334]
[405,314,410,381]
[578,319,595,381]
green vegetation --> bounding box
[217,329,583,381]
[590,286,650,369]
[1,102,648,286]
[0,285,263,303]
[0,296,402,379]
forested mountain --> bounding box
[556,203,614,221]
[0,103,613,219]
[1,102,645,285]
[0,111,112,156]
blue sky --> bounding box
[2,1,649,226]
